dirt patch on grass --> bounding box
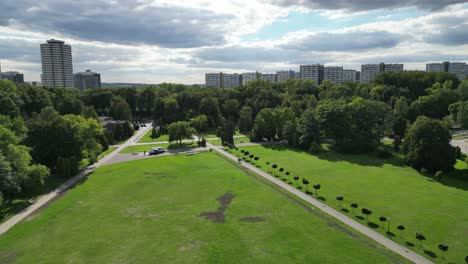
[199,192,235,223]
[121,206,161,219]
[0,251,17,264]
[239,216,265,222]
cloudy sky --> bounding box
[0,0,467,84]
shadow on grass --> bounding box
[340,208,349,213]
[367,222,379,229]
[423,250,437,259]
[317,196,326,202]
[263,144,405,168]
[386,231,396,238]
[0,200,29,222]
[405,241,415,247]
[355,215,365,221]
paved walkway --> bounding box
[207,142,434,264]
[0,124,154,236]
[451,139,468,154]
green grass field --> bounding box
[1,147,119,225]
[0,153,406,263]
[137,128,170,143]
[227,145,468,263]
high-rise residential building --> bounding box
[205,72,242,88]
[384,64,404,72]
[343,69,359,82]
[0,71,24,84]
[426,63,446,72]
[242,72,260,85]
[361,64,384,83]
[323,66,343,84]
[449,62,467,80]
[74,69,101,91]
[40,39,74,88]
[300,64,324,85]
[260,73,277,83]
[426,61,467,80]
[205,73,222,88]
[223,73,242,88]
[360,63,403,83]
[276,70,295,83]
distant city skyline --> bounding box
[0,1,467,84]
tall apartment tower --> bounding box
[300,64,324,85]
[40,39,74,88]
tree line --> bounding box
[1,71,466,205]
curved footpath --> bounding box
[0,124,154,236]
[207,142,434,264]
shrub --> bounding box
[249,154,254,159]
[279,168,284,173]
[240,149,245,153]
[254,157,259,161]
[376,147,392,159]
[266,161,270,165]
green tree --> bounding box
[167,121,195,144]
[408,82,458,121]
[253,108,276,141]
[82,106,99,120]
[218,117,236,145]
[239,106,253,132]
[457,101,468,128]
[403,116,457,172]
[138,87,156,116]
[163,97,179,124]
[297,108,320,150]
[110,96,132,121]
[221,99,240,120]
[190,115,209,132]
[0,80,22,118]
[200,97,220,127]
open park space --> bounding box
[227,145,468,263]
[0,152,406,263]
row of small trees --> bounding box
[236,147,454,261]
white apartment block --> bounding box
[426,62,467,80]
[361,64,383,83]
[449,62,467,80]
[205,73,222,87]
[40,39,74,88]
[276,70,295,83]
[205,72,242,88]
[361,63,403,83]
[242,72,259,85]
[426,63,446,72]
[384,64,404,72]
[300,64,324,85]
[323,66,343,84]
[343,69,359,82]
[223,73,242,88]
[260,73,277,83]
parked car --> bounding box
[148,147,165,155]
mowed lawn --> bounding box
[228,145,468,263]
[137,128,169,143]
[0,153,405,264]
